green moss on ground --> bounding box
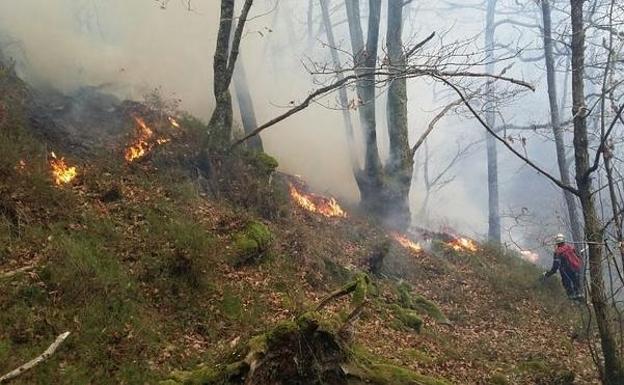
[232,220,272,265]
[508,358,575,385]
[488,373,509,385]
[352,363,452,385]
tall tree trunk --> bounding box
[540,0,583,245]
[385,0,413,229]
[569,1,624,383]
[208,0,236,146]
[598,0,624,268]
[207,0,253,147]
[319,0,359,171]
[345,0,384,215]
[233,55,264,151]
[485,0,501,243]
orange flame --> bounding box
[446,237,478,253]
[168,116,180,128]
[289,184,347,218]
[49,152,77,185]
[391,233,423,254]
[125,117,169,162]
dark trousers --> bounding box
[560,268,581,297]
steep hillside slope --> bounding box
[0,65,597,384]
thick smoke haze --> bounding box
[0,0,566,261]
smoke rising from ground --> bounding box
[0,0,565,259]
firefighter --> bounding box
[543,234,583,300]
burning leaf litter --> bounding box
[49,152,78,185]
[391,232,423,254]
[289,183,347,218]
[446,237,479,253]
[125,116,170,163]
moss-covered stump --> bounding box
[231,220,272,265]
[397,283,450,324]
[161,313,451,385]
[391,304,423,332]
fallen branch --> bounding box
[315,280,359,311]
[0,264,37,279]
[0,331,71,384]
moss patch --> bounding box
[391,305,423,332]
[397,283,448,323]
[232,220,272,265]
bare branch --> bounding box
[0,332,71,383]
[432,74,580,196]
[586,103,624,177]
[406,32,436,58]
[0,264,37,279]
[231,73,360,147]
[411,96,465,157]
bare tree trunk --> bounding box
[208,0,236,145]
[485,0,501,243]
[319,0,359,171]
[207,0,253,147]
[233,54,264,151]
[345,0,384,215]
[598,0,624,268]
[569,1,624,383]
[540,0,583,245]
[385,0,413,229]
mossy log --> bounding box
[316,273,373,311]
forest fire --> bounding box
[289,184,347,218]
[125,117,153,162]
[392,233,423,254]
[446,237,479,253]
[125,116,170,162]
[49,152,77,185]
[168,116,180,128]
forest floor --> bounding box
[0,66,599,384]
